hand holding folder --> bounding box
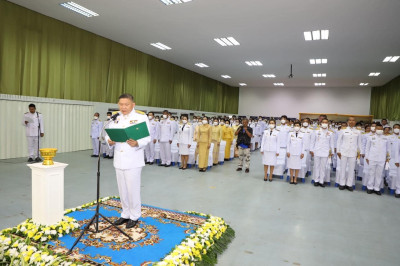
[105,121,150,142]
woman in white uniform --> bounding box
[261,120,280,181]
[177,114,193,170]
[287,121,305,184]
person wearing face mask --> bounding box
[360,124,375,189]
[90,112,103,157]
[286,121,305,184]
[144,112,158,165]
[386,124,400,192]
[222,120,234,160]
[177,115,192,170]
[336,117,362,191]
[261,120,280,181]
[235,118,253,173]
[365,124,393,195]
[101,112,115,159]
[196,117,212,172]
[310,118,334,187]
[300,118,313,176]
[157,110,175,167]
[211,119,222,165]
[381,118,390,129]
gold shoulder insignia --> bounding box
[135,110,145,115]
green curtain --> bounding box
[370,75,400,120]
[0,0,239,113]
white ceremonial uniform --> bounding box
[310,128,334,184]
[106,109,151,221]
[22,112,44,159]
[157,118,175,165]
[337,127,361,187]
[361,132,374,186]
[254,123,262,146]
[286,131,305,170]
[260,129,280,165]
[250,122,256,151]
[387,134,400,189]
[101,118,114,157]
[144,118,158,163]
[365,134,392,192]
[300,127,313,172]
[178,123,193,155]
[90,119,103,156]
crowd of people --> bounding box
[88,111,400,198]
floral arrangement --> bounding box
[155,211,235,266]
[0,197,234,265]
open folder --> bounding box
[105,121,150,142]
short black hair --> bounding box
[148,111,154,116]
[163,110,169,114]
[319,114,327,119]
[294,120,301,126]
[382,118,387,121]
[119,93,134,101]
[107,112,112,115]
[181,114,188,119]
[29,103,36,108]
[376,123,382,127]
[281,115,288,120]
[393,124,400,128]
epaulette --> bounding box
[135,110,145,115]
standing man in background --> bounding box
[235,118,253,173]
[90,112,103,157]
[145,111,158,165]
[23,103,44,162]
[106,93,150,228]
[158,110,174,167]
[102,112,114,159]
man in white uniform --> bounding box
[336,117,362,191]
[101,112,115,159]
[22,103,44,162]
[144,112,158,165]
[106,93,151,228]
[277,115,291,170]
[157,110,175,167]
[300,118,313,175]
[90,113,103,157]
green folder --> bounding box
[105,121,150,142]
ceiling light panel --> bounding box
[214,37,240,46]
[304,30,329,41]
[195,63,209,68]
[150,42,171,50]
[383,56,399,62]
[262,74,276,78]
[314,83,326,86]
[273,83,284,86]
[245,61,262,66]
[310,58,327,64]
[60,2,99,17]
[239,83,247,86]
[221,75,231,79]
[312,73,327,78]
[160,0,192,5]
[368,72,380,76]
[359,83,369,86]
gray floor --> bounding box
[1,150,399,266]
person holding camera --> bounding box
[235,118,253,173]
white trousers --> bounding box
[91,138,100,155]
[159,142,171,165]
[339,156,356,187]
[145,140,155,162]
[395,168,400,194]
[313,156,328,184]
[115,167,142,220]
[27,136,41,158]
[367,161,385,191]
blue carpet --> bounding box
[47,199,207,265]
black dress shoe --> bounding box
[108,156,113,159]
[126,219,139,229]
[179,167,183,169]
[91,155,99,157]
[165,164,171,167]
[319,183,325,188]
[35,157,42,162]
[149,162,154,165]
[104,155,110,159]
[236,168,242,171]
[314,182,319,187]
[213,163,218,166]
[375,190,382,196]
[367,189,373,194]
[114,218,129,226]
[28,158,34,162]
[395,193,400,198]
[245,169,250,173]
[145,161,150,164]
[294,182,298,185]
[159,164,166,166]
[347,186,354,192]
[339,185,345,190]
[290,181,294,184]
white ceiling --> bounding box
[7,0,400,88]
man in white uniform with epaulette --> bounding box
[90,112,103,157]
[145,111,158,165]
[106,93,151,229]
[300,118,313,175]
[277,115,291,169]
[336,116,362,191]
[22,103,44,162]
[157,110,175,167]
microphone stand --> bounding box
[68,117,132,254]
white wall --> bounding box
[239,87,371,118]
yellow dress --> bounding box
[211,125,222,164]
[196,124,212,168]
[222,126,234,159]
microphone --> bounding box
[110,112,120,121]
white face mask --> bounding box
[148,116,153,120]
[182,120,187,124]
[94,116,98,120]
[303,122,309,127]
[155,119,159,122]
[269,124,275,129]
[193,119,197,122]
[259,119,262,122]
[376,130,383,135]
[202,120,208,125]
[291,124,294,128]
[370,127,376,132]
[235,122,239,125]
[107,116,111,119]
[356,126,361,130]
[163,115,168,119]
[225,124,230,127]
[281,119,286,124]
[321,123,328,129]
[294,126,300,132]
[213,122,218,126]
[394,128,400,134]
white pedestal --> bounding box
[27,162,68,225]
